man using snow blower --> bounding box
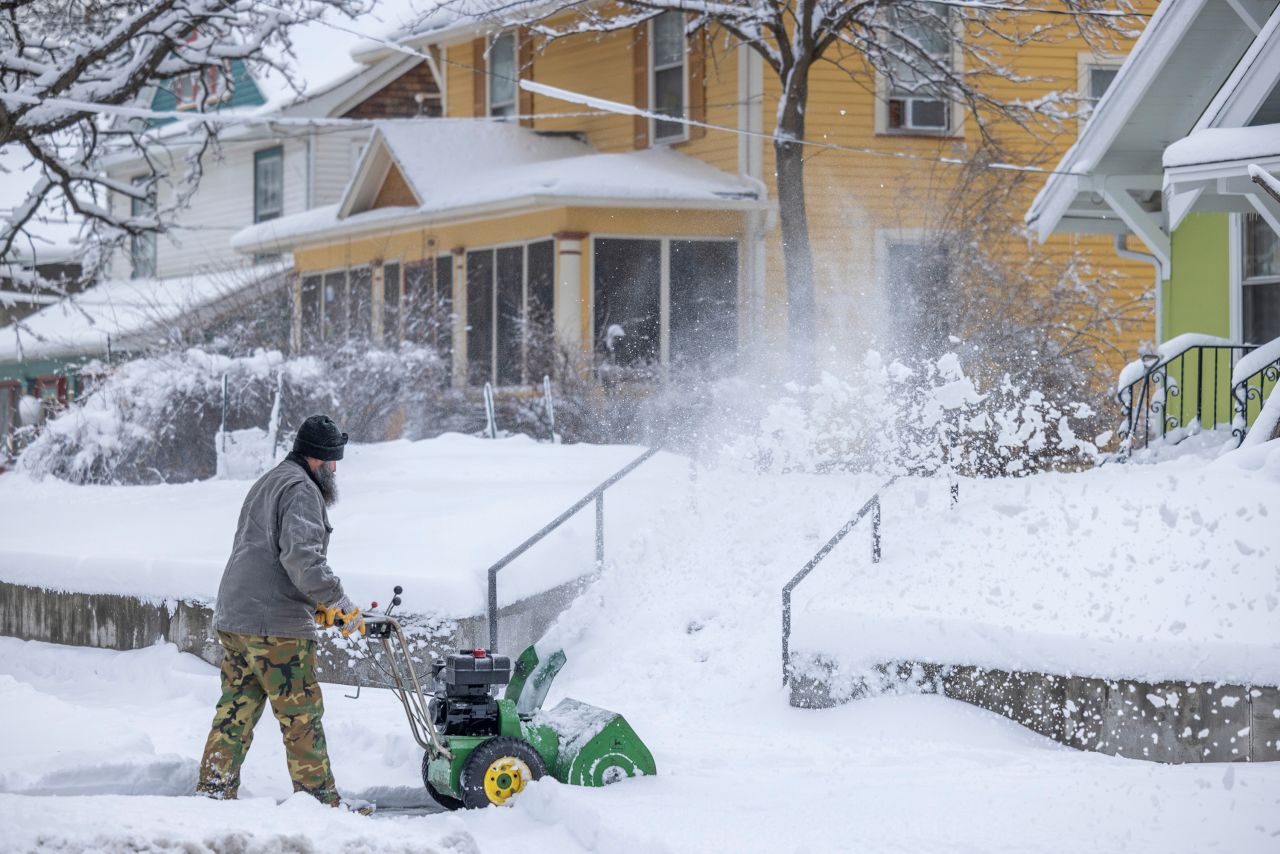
[196,414,365,808]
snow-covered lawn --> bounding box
[2,636,1278,853]
[0,435,682,615]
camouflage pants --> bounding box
[196,631,338,805]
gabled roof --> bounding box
[1025,0,1279,242]
[232,120,767,254]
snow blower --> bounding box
[359,587,656,809]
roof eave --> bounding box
[234,193,770,255]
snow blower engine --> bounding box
[360,586,656,809]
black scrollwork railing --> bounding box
[1117,343,1255,453]
[1232,347,1280,444]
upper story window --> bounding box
[488,32,517,119]
[883,6,954,134]
[254,147,284,223]
[129,177,157,280]
[1078,57,1121,126]
[651,11,687,143]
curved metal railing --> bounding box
[1231,351,1280,444]
[1117,343,1254,453]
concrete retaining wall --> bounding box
[790,657,1280,763]
[0,575,594,687]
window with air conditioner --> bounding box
[883,5,954,134]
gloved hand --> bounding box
[315,596,366,637]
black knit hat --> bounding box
[293,414,348,461]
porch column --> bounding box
[555,231,588,355]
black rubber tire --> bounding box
[421,751,464,811]
[458,737,547,809]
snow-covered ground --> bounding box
[2,636,1278,853]
[0,435,682,615]
[2,435,1279,850]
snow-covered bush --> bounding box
[21,343,448,485]
[722,351,1098,478]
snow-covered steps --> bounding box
[789,657,1280,763]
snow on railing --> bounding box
[1231,336,1280,444]
[1116,334,1254,455]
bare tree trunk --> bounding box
[774,65,816,382]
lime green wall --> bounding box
[1164,213,1231,340]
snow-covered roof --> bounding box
[233,120,766,253]
[1163,125,1280,169]
[1025,0,1276,240]
[0,263,287,363]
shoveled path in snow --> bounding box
[1,637,1277,853]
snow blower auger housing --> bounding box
[361,590,655,810]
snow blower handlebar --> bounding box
[359,586,453,760]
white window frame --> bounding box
[874,7,963,137]
[487,31,518,120]
[1236,210,1280,344]
[1076,52,1124,132]
[587,234,740,372]
[464,238,557,387]
[649,12,689,145]
[253,146,284,224]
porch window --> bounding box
[884,239,953,352]
[254,147,284,223]
[466,240,555,386]
[383,262,401,344]
[651,12,687,143]
[488,32,517,119]
[1243,213,1280,343]
[670,239,738,372]
[301,274,322,350]
[129,177,157,279]
[322,271,348,342]
[348,266,373,342]
[593,237,738,374]
[885,6,953,134]
[405,256,454,375]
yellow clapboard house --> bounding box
[232,5,1155,389]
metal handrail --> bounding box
[781,476,896,685]
[1117,343,1255,453]
[486,446,660,650]
[1231,352,1280,445]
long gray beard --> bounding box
[314,464,339,507]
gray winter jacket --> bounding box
[213,457,347,639]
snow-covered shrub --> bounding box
[21,343,447,485]
[722,351,1097,478]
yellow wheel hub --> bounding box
[482,756,531,805]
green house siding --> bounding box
[149,59,264,125]
[1164,212,1231,341]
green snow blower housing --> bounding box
[361,606,655,810]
